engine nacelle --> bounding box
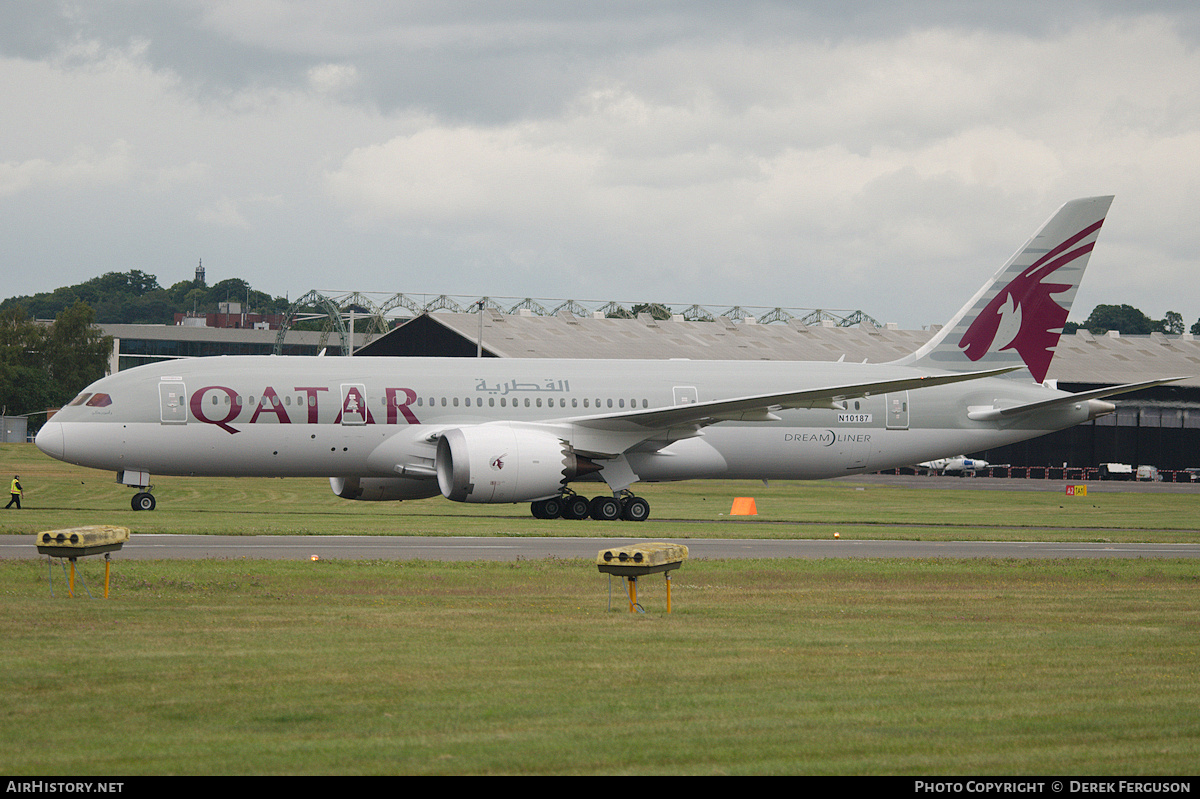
[436,424,598,503]
[330,476,441,502]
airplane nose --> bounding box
[35,422,64,460]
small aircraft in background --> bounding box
[918,456,990,476]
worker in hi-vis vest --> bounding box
[5,475,21,509]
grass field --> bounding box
[3,443,1200,542]
[2,558,1198,775]
[2,442,1200,775]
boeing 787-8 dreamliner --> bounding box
[35,196,1180,520]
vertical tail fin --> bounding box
[896,196,1113,382]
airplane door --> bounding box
[673,386,698,406]
[845,435,870,470]
[340,384,368,425]
[159,381,187,424]
[886,391,910,430]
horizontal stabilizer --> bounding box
[966,377,1189,422]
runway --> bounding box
[3,534,1200,561]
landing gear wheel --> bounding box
[531,497,563,519]
[541,496,563,519]
[589,495,622,521]
[562,495,591,520]
[132,492,156,511]
[621,495,651,522]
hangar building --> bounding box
[99,323,368,373]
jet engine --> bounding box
[330,476,441,502]
[436,424,600,503]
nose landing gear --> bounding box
[131,491,156,511]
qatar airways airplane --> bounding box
[35,196,1180,520]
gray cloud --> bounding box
[2,2,1199,328]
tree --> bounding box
[0,305,55,417]
[1081,304,1157,335]
[1078,305,1190,335]
[43,301,112,398]
[2,269,290,324]
[0,302,112,425]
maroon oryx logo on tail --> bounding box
[957,219,1104,383]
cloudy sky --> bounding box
[3,1,1199,329]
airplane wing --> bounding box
[966,377,1190,422]
[568,366,1020,433]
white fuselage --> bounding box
[37,355,1090,486]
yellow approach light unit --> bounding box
[597,542,688,613]
[35,525,129,599]
[37,525,129,558]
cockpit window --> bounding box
[85,393,112,407]
[67,393,92,406]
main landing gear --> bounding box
[531,489,650,522]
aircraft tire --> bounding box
[531,498,562,519]
[542,496,564,518]
[621,496,650,522]
[562,495,591,520]
[589,495,622,521]
[132,492,156,511]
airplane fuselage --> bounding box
[37,355,1093,486]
